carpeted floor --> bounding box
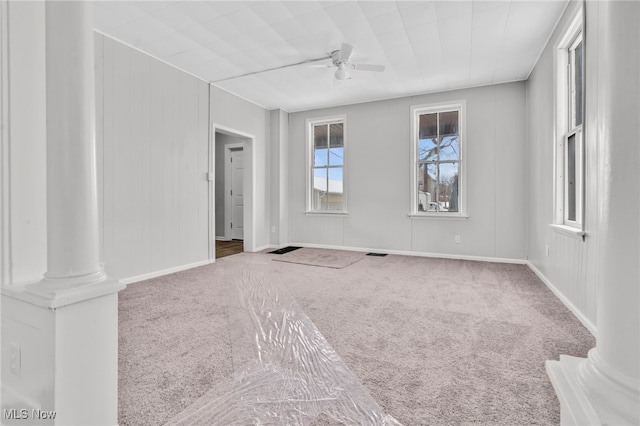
[118,251,595,425]
[272,247,366,268]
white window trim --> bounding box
[410,101,467,218]
[549,223,585,240]
[305,115,347,214]
[553,9,585,233]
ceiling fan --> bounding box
[324,43,386,81]
[213,43,384,83]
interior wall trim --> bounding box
[93,30,210,86]
[119,259,213,286]
[288,242,527,265]
[253,244,275,253]
[527,261,597,336]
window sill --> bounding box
[409,213,468,220]
[305,211,348,217]
[549,224,585,240]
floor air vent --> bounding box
[366,253,388,257]
[269,246,302,255]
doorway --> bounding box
[211,124,254,261]
[215,239,243,259]
[228,146,244,240]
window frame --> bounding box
[305,115,347,214]
[553,10,584,233]
[410,101,467,218]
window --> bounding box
[307,116,346,213]
[555,11,584,230]
[411,102,466,216]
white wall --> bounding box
[1,2,52,413]
[95,34,211,281]
[288,83,527,260]
[525,1,597,331]
[1,1,47,287]
[269,109,289,247]
[94,36,272,279]
[210,86,270,252]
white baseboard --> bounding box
[285,242,595,336]
[215,236,231,241]
[251,244,273,253]
[120,259,214,285]
[289,242,528,265]
[118,244,596,338]
[526,261,597,337]
[252,243,289,253]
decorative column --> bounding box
[44,0,102,279]
[9,0,124,310]
[20,0,123,304]
[546,1,640,425]
[2,1,124,424]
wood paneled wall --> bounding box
[288,83,527,261]
[95,34,210,281]
[525,1,597,331]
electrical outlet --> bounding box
[10,344,21,376]
[454,235,461,244]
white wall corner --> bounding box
[526,261,596,337]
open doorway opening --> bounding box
[212,126,254,260]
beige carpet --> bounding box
[118,250,595,425]
[272,247,366,269]
[168,267,401,425]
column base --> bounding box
[546,349,640,425]
[2,272,124,309]
[2,272,124,424]
[2,290,121,425]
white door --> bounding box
[230,148,244,240]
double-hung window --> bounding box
[411,102,466,216]
[555,11,584,231]
[307,116,346,213]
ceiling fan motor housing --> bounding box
[331,50,348,67]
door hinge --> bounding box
[231,223,233,229]
[230,157,233,163]
[230,190,233,196]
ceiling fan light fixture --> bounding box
[334,63,349,81]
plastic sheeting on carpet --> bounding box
[168,264,401,425]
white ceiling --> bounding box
[93,0,568,112]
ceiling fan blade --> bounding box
[351,63,385,72]
[309,63,332,68]
[338,43,353,62]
